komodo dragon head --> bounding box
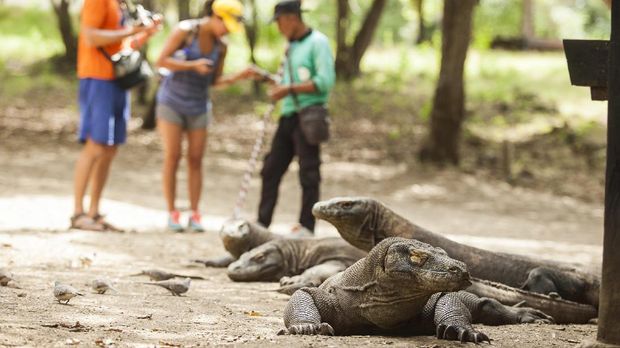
[357,237,471,327]
[373,237,471,292]
[220,219,278,258]
[313,197,385,251]
[227,241,287,282]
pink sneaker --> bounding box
[188,211,205,233]
[167,210,184,233]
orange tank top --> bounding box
[77,0,124,80]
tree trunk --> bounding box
[521,0,534,41]
[178,0,191,21]
[350,0,386,72]
[50,0,77,66]
[244,0,260,95]
[335,0,387,80]
[335,0,352,78]
[413,0,428,44]
[419,0,476,165]
[138,0,159,128]
[141,94,158,130]
[603,0,611,9]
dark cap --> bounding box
[271,0,302,22]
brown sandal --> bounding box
[93,214,125,233]
[70,213,105,232]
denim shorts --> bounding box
[156,102,211,130]
[78,78,130,145]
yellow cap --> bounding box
[212,0,244,34]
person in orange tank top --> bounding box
[71,0,161,231]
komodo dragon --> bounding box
[226,232,596,323]
[227,237,367,294]
[312,197,600,307]
[280,237,553,342]
[192,219,281,267]
[468,277,597,324]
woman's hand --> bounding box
[237,66,261,80]
[240,65,278,83]
[193,58,214,75]
[145,14,164,35]
[268,84,291,101]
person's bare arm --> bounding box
[212,44,265,87]
[82,25,141,47]
[213,45,248,87]
[155,23,212,74]
[268,81,316,101]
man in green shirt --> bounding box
[257,0,336,234]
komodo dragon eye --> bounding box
[252,254,265,263]
[409,250,428,266]
[339,201,354,209]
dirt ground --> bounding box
[0,99,604,347]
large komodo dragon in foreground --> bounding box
[280,237,553,342]
[227,237,367,294]
[312,197,600,308]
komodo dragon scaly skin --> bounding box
[280,238,552,342]
[225,230,597,324]
[468,277,597,324]
[227,237,367,294]
[193,219,281,267]
[312,197,600,307]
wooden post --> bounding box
[598,1,620,345]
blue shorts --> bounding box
[78,78,130,145]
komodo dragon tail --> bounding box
[467,277,597,324]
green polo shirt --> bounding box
[281,29,336,117]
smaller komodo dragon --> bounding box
[312,197,600,307]
[227,237,367,294]
[193,219,281,268]
[280,237,553,343]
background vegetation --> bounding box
[0,0,613,202]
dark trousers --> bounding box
[258,113,321,232]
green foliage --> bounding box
[0,6,65,63]
[0,1,610,131]
[474,0,522,49]
[473,0,611,49]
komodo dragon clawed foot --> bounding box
[512,307,555,324]
[436,323,490,344]
[277,276,317,295]
[278,323,335,336]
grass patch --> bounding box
[0,6,65,64]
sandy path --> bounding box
[0,130,604,347]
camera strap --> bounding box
[98,47,115,63]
